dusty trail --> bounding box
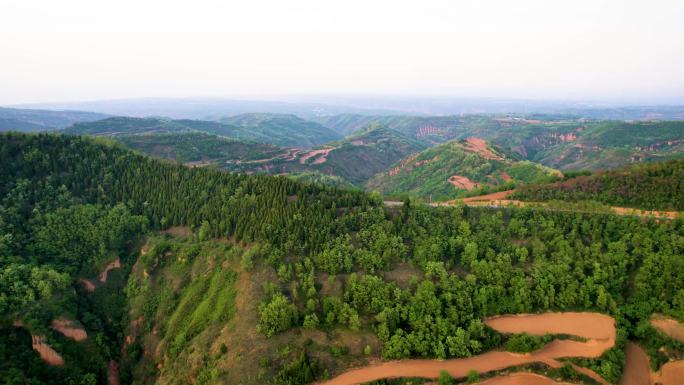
[477,373,575,385]
[650,314,684,342]
[455,190,678,220]
[619,342,684,385]
[317,312,614,385]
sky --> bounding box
[1,0,684,105]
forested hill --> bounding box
[64,115,341,148]
[3,132,684,385]
[220,113,342,147]
[367,138,560,201]
[514,159,684,211]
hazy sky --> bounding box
[2,0,683,104]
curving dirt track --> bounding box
[650,314,684,343]
[477,372,574,385]
[317,312,614,385]
[620,341,684,385]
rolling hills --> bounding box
[220,113,342,148]
[64,115,341,148]
[0,106,109,132]
[223,125,427,185]
[317,115,684,171]
[367,137,561,201]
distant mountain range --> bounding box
[3,105,684,200]
[0,107,109,131]
[13,96,684,120]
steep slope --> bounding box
[367,138,560,201]
[513,159,684,211]
[0,106,108,132]
[220,113,342,147]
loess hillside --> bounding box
[2,132,684,385]
[367,138,560,201]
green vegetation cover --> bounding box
[1,132,684,385]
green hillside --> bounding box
[367,138,560,201]
[220,113,342,148]
[115,132,285,164]
[2,132,684,385]
[514,159,684,211]
[64,115,340,148]
[227,125,427,185]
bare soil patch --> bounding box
[300,148,334,164]
[31,335,64,366]
[162,226,193,237]
[464,138,504,161]
[620,342,651,385]
[462,190,516,203]
[478,372,574,385]
[619,342,684,385]
[98,258,121,283]
[650,314,684,343]
[51,319,87,342]
[448,175,480,191]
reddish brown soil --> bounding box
[619,342,684,385]
[388,154,418,176]
[478,373,574,385]
[462,190,516,202]
[499,171,513,182]
[656,361,684,385]
[620,342,651,385]
[32,335,64,366]
[108,360,120,385]
[299,148,333,164]
[318,312,614,385]
[51,319,87,342]
[448,175,480,191]
[464,137,504,160]
[650,314,684,342]
[79,278,96,292]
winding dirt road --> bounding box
[317,312,614,385]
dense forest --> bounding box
[514,159,684,211]
[1,132,683,385]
